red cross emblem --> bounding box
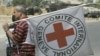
[46,23,74,48]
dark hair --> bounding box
[26,7,34,15]
[33,7,42,15]
[12,15,17,22]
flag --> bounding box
[25,5,94,56]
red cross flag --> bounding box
[25,5,94,56]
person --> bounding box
[6,15,17,56]
[33,6,42,16]
[40,7,47,14]
[3,5,35,56]
[26,7,34,15]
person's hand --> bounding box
[2,23,9,32]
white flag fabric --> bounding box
[26,5,94,56]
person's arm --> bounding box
[2,23,17,44]
[6,30,18,44]
[3,21,28,44]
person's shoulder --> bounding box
[19,19,27,23]
[18,20,28,26]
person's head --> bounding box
[26,7,34,15]
[33,6,41,15]
[13,5,27,20]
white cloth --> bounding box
[23,21,35,45]
[26,5,94,56]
